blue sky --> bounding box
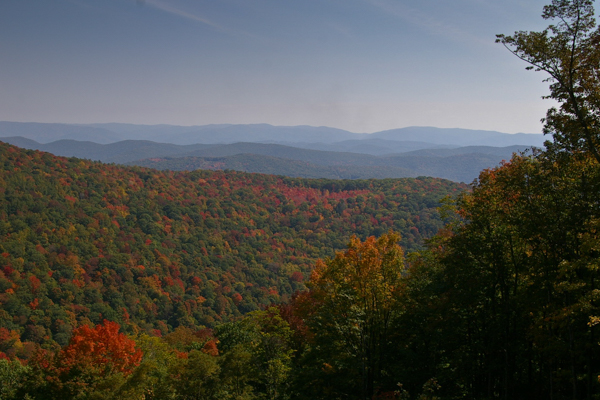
[0,0,555,133]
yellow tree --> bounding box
[303,231,405,399]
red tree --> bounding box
[58,320,142,376]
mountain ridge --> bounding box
[0,121,546,146]
[0,136,533,182]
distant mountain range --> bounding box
[0,121,546,146]
[0,121,549,182]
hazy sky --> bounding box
[0,0,556,133]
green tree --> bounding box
[215,308,294,400]
[116,334,177,400]
[497,0,600,162]
[168,350,220,400]
[0,359,30,400]
[217,345,255,400]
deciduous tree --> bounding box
[300,231,405,399]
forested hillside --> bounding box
[0,141,462,355]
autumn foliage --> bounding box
[21,320,143,399]
[0,141,462,355]
[58,320,142,376]
[294,232,405,399]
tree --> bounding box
[116,334,178,400]
[493,3,600,396]
[168,350,221,400]
[59,320,143,377]
[298,231,405,400]
[215,308,294,400]
[217,345,255,400]
[497,0,600,162]
[0,359,30,400]
[24,320,143,399]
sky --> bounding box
[0,0,557,133]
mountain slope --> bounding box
[400,145,528,158]
[179,142,381,166]
[0,142,464,348]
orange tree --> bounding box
[23,320,143,399]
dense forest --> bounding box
[0,140,461,350]
[3,0,600,399]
